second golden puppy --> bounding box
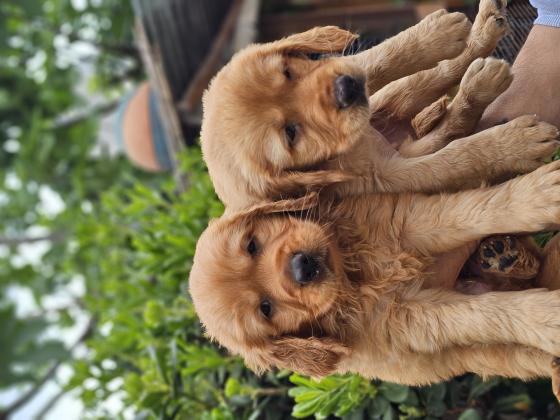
[201,0,527,211]
[190,161,560,387]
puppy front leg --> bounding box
[369,0,507,121]
[396,158,560,255]
[353,344,552,386]
[400,57,512,157]
[387,288,560,356]
[375,116,559,195]
[346,10,471,94]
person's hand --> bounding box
[480,24,560,130]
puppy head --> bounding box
[189,195,353,377]
[201,26,369,208]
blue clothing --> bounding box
[530,0,560,28]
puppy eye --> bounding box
[305,52,322,61]
[246,237,258,256]
[283,67,292,80]
[260,299,272,318]
[285,124,298,147]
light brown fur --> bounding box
[370,0,509,124]
[201,0,558,214]
[190,162,560,384]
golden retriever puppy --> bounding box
[201,0,519,211]
[190,161,560,388]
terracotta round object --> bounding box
[116,82,172,172]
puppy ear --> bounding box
[275,26,357,55]
[253,192,320,215]
[269,337,349,378]
[223,192,320,219]
[267,170,354,198]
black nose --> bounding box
[334,75,365,109]
[290,253,320,284]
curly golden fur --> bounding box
[190,162,560,384]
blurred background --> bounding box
[1,0,556,419]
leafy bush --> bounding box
[59,148,560,419]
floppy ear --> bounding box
[269,337,349,378]
[274,26,358,55]
[223,192,320,219]
[267,170,354,198]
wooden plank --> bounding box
[177,0,246,114]
[233,0,260,51]
[259,4,417,41]
[134,17,188,191]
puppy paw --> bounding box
[469,0,508,56]
[509,289,560,355]
[508,159,560,230]
[421,10,472,59]
[475,236,540,279]
[459,58,512,106]
[492,116,560,174]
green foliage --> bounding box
[289,374,376,418]
[287,372,558,420]
[0,0,144,414]
[0,304,69,387]
[57,149,293,419]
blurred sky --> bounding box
[1,0,128,417]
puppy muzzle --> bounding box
[290,252,321,284]
[334,75,366,109]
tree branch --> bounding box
[51,99,121,130]
[0,318,96,420]
[0,232,66,247]
[67,34,140,58]
[33,387,65,420]
[26,300,84,321]
[252,387,288,398]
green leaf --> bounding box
[341,406,364,420]
[382,404,397,420]
[291,389,323,402]
[402,390,419,406]
[368,396,390,416]
[316,388,345,418]
[424,382,446,403]
[289,373,320,389]
[143,300,165,328]
[398,404,425,419]
[224,378,241,398]
[458,408,483,420]
[292,394,326,418]
[493,394,531,413]
[468,376,500,400]
[379,382,409,403]
[426,400,446,417]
